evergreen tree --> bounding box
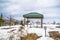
[0,13,4,26]
[0,13,3,18]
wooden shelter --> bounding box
[23,12,44,28]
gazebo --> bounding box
[23,12,44,28]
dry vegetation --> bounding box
[49,31,60,40]
[56,26,60,28]
[21,33,41,40]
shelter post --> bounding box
[24,18,25,26]
[27,18,28,27]
[41,18,43,28]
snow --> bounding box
[0,24,60,40]
[37,37,54,40]
[27,28,45,36]
[0,25,22,40]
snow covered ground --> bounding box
[0,24,60,40]
[37,37,54,40]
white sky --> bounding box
[0,0,60,23]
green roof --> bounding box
[23,12,43,18]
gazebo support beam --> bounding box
[27,18,28,27]
[24,18,25,25]
[41,18,43,28]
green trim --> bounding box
[23,12,43,18]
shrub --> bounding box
[21,33,40,40]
